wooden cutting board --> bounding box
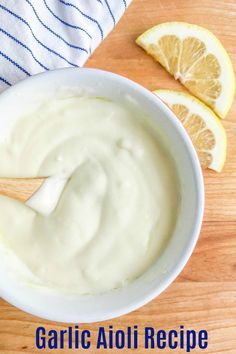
[0,1,236,353]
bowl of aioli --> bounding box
[0,68,204,323]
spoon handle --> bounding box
[0,178,45,203]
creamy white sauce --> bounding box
[26,175,68,216]
[0,96,179,294]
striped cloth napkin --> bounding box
[0,0,131,92]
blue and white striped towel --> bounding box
[0,0,131,92]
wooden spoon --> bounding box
[0,177,46,203]
[0,176,68,215]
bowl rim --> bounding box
[0,67,204,323]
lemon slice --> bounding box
[136,22,235,118]
[154,89,227,172]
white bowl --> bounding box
[0,68,204,323]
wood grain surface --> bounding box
[0,178,45,203]
[0,0,236,353]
